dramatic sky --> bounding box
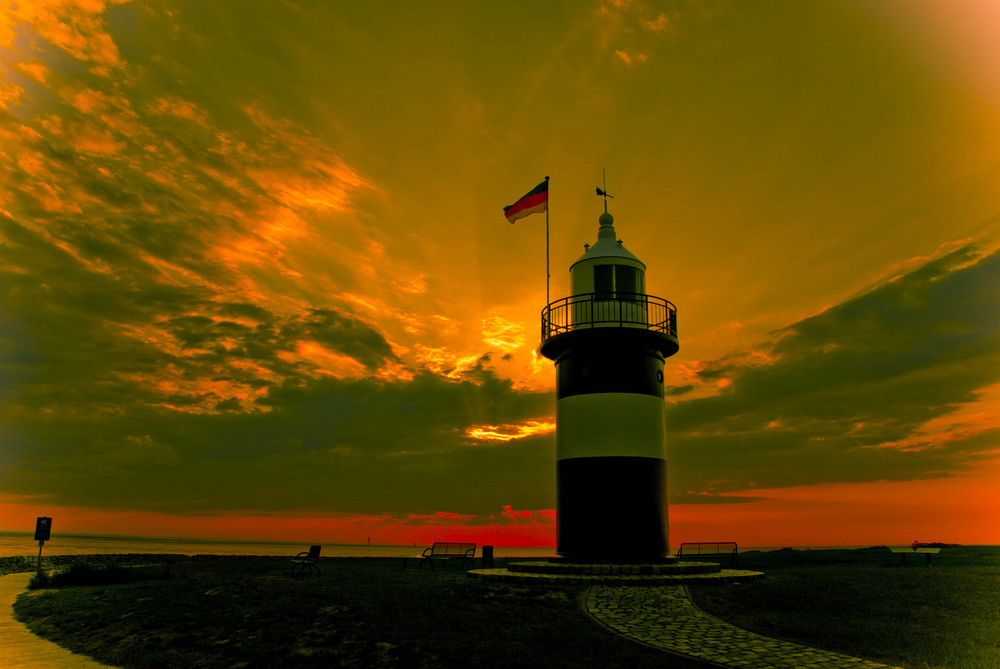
[2,0,999,548]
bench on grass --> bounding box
[290,545,322,577]
[677,542,738,568]
[419,542,476,570]
[889,546,940,565]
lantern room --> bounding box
[570,210,646,298]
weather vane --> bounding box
[596,168,614,212]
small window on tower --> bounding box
[594,265,614,299]
[615,266,638,296]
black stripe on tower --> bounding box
[555,342,665,400]
[557,457,666,562]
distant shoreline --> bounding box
[1,552,563,577]
[6,530,977,558]
[4,544,992,577]
[0,553,278,576]
[0,532,558,560]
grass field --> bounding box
[10,547,1000,669]
[12,556,705,669]
[689,546,1000,669]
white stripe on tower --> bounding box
[556,393,665,460]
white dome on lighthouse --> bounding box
[570,210,646,297]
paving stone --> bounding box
[584,585,903,669]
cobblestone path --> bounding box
[585,585,901,669]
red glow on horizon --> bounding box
[0,502,558,549]
[4,460,998,551]
[672,462,1000,548]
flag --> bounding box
[503,179,548,223]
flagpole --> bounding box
[545,175,550,306]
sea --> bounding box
[0,532,557,560]
[0,532,882,559]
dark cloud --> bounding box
[1,366,554,517]
[288,309,396,369]
[667,244,1000,499]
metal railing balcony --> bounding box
[541,292,677,343]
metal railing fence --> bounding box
[541,292,677,342]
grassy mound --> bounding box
[1,553,185,577]
[13,557,704,669]
[688,545,1000,669]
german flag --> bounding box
[503,179,548,223]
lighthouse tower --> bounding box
[540,206,678,563]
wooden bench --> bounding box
[889,546,940,565]
[677,542,738,568]
[290,545,322,577]
[419,542,476,570]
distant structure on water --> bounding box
[540,200,678,562]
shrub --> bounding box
[27,571,51,589]
[29,562,173,589]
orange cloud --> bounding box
[600,0,631,13]
[16,151,48,177]
[278,341,368,379]
[374,360,416,383]
[119,363,270,414]
[392,273,427,295]
[242,105,371,213]
[482,315,525,352]
[213,205,309,270]
[414,345,484,379]
[642,13,670,32]
[14,61,50,84]
[6,0,129,76]
[254,166,361,211]
[147,95,210,125]
[33,181,84,213]
[63,86,118,114]
[66,122,124,155]
[465,419,556,442]
[0,82,24,109]
[138,254,219,289]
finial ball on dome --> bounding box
[599,211,614,226]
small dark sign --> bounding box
[34,516,52,542]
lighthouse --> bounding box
[540,205,678,563]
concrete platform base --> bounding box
[547,555,678,565]
[468,559,764,585]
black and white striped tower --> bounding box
[540,205,678,563]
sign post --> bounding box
[34,517,52,576]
